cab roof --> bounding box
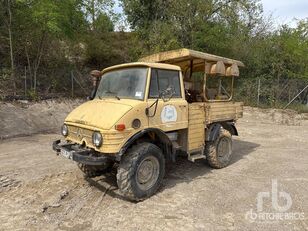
[102,62,181,74]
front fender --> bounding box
[117,128,173,161]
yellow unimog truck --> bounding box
[52,49,244,201]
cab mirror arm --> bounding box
[88,88,96,100]
[146,98,159,117]
[146,87,175,117]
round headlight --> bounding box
[61,124,68,136]
[92,132,102,147]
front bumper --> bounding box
[52,140,113,165]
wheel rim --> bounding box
[136,155,160,191]
[217,137,232,164]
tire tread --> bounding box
[117,143,164,201]
[205,128,232,169]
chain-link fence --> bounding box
[234,77,308,112]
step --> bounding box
[172,141,181,150]
[188,153,206,162]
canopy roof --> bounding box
[139,48,244,77]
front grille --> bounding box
[66,124,131,153]
[67,125,93,144]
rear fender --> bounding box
[221,122,238,136]
[205,122,238,142]
[205,123,222,142]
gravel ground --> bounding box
[0,108,307,231]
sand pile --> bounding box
[0,99,84,139]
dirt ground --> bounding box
[0,105,307,231]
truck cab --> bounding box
[53,49,244,201]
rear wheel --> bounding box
[205,128,232,169]
[78,160,114,178]
[116,143,165,201]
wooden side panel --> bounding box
[205,102,243,124]
[188,103,205,152]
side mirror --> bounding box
[89,70,102,100]
[161,86,175,102]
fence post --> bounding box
[24,66,27,96]
[257,78,261,106]
[71,71,74,97]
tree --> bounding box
[121,0,266,54]
[13,0,86,91]
[1,0,16,94]
[93,12,114,32]
[82,0,114,30]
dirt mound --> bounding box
[0,99,84,139]
[0,101,305,140]
[243,106,304,125]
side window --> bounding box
[149,69,182,98]
[157,69,181,97]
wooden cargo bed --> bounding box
[204,101,243,124]
[188,101,243,125]
[187,101,243,153]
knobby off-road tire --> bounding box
[205,128,232,169]
[116,143,165,201]
[78,161,114,178]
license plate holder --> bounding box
[60,149,72,160]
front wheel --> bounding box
[205,128,232,169]
[116,143,165,201]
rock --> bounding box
[17,100,29,104]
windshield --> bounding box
[95,67,148,100]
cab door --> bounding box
[147,68,188,132]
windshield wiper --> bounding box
[104,91,120,100]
